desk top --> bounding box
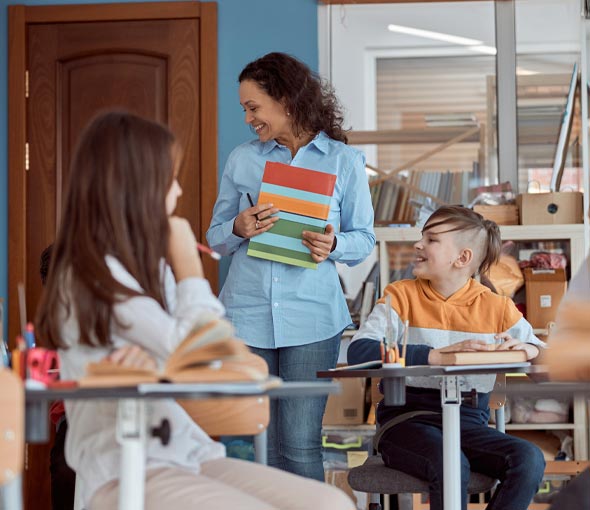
[25,379,341,401]
[318,362,531,379]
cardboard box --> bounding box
[517,192,583,225]
[322,377,366,426]
[523,268,567,329]
[473,204,519,225]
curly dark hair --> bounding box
[238,52,348,143]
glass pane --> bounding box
[326,1,497,225]
[515,0,583,194]
[375,54,496,223]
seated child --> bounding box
[35,111,354,510]
[348,205,546,510]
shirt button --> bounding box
[273,302,279,308]
[273,277,279,282]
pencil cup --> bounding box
[381,376,406,406]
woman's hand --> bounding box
[233,203,279,239]
[302,224,336,263]
[106,345,157,371]
[428,339,495,365]
[495,332,540,360]
[168,216,204,280]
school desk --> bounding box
[318,363,531,510]
[24,379,340,510]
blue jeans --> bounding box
[250,333,341,481]
[379,417,545,510]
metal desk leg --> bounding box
[116,399,147,510]
[441,376,461,510]
[254,429,268,465]
[0,476,23,510]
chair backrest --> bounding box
[0,368,24,486]
[178,352,270,436]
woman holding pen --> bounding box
[207,52,375,481]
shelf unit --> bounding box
[375,224,586,295]
[374,223,589,464]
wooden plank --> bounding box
[25,1,200,23]
[199,2,218,293]
[545,460,590,476]
[7,6,27,348]
[348,127,481,145]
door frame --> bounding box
[8,1,218,345]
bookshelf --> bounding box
[350,127,481,224]
[375,224,586,296]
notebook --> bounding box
[247,161,337,269]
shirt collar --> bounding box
[309,131,330,154]
[260,139,278,155]
[259,131,330,156]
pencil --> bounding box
[246,192,259,221]
[196,242,221,261]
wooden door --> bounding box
[8,3,217,509]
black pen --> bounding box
[246,192,259,221]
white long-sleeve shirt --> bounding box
[58,256,226,506]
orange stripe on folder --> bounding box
[259,192,330,220]
[263,162,336,196]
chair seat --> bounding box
[348,455,497,495]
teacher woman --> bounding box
[207,52,375,481]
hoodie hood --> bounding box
[418,278,490,307]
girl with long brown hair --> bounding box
[36,111,354,510]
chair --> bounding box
[0,368,25,510]
[348,376,506,510]
[177,352,270,464]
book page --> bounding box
[174,318,235,355]
[165,340,252,376]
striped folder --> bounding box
[247,161,337,269]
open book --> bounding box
[247,161,337,269]
[438,349,527,366]
[80,317,266,387]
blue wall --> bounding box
[0,0,318,341]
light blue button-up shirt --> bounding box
[207,131,375,348]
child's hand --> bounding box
[428,339,494,365]
[106,345,157,371]
[168,216,204,280]
[495,333,540,360]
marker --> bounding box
[24,322,36,349]
[196,242,221,261]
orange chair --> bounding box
[0,368,25,510]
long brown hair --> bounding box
[36,111,177,349]
[239,52,348,143]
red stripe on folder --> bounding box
[263,162,336,196]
